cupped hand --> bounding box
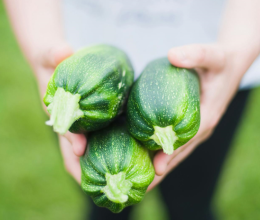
[33,43,86,183]
[148,43,245,191]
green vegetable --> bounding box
[43,45,134,134]
[80,122,155,213]
[127,58,200,155]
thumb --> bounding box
[41,42,73,68]
[168,44,225,70]
[153,150,171,176]
[153,146,184,176]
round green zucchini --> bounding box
[43,45,134,134]
[127,58,200,155]
[80,122,155,213]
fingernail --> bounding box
[169,49,186,62]
[156,165,166,176]
[174,49,186,62]
[162,163,167,173]
[180,50,186,61]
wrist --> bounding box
[219,41,260,78]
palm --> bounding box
[148,44,242,191]
[35,44,86,183]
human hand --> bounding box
[32,43,86,183]
[148,43,247,191]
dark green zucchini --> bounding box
[127,58,200,155]
[80,122,155,213]
[43,45,134,134]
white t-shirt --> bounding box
[62,0,260,89]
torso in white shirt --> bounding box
[63,0,260,89]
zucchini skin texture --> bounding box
[127,58,200,151]
[43,45,134,133]
[80,122,155,213]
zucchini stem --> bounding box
[46,87,84,135]
[150,125,178,155]
[101,172,132,204]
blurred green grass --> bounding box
[0,1,260,219]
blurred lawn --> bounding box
[1,1,260,220]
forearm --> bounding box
[219,0,260,73]
[4,0,65,69]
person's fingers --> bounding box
[148,138,202,191]
[168,44,225,70]
[153,147,182,176]
[153,105,215,176]
[165,143,197,173]
[153,150,171,176]
[64,132,87,157]
[147,175,164,192]
[41,43,73,68]
[165,128,213,173]
[58,135,81,183]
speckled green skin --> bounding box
[43,45,134,133]
[80,123,155,213]
[127,58,200,151]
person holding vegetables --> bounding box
[4,0,260,219]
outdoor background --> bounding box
[1,1,260,219]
